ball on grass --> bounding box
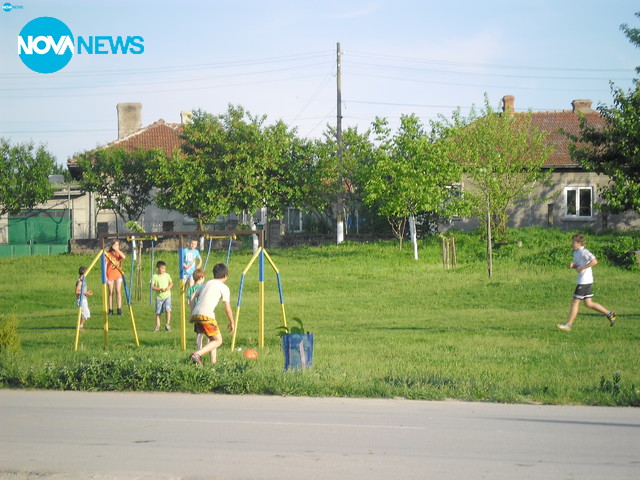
[243,349,258,360]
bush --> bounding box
[0,313,21,353]
[601,236,640,270]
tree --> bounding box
[155,105,302,232]
[0,138,55,216]
[571,12,640,214]
[445,97,554,241]
[75,147,159,224]
[362,114,463,251]
[312,125,377,234]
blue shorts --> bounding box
[155,297,172,314]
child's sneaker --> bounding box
[556,323,572,331]
[153,325,160,332]
[190,353,203,366]
[607,311,616,326]
[165,324,171,331]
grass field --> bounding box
[1,227,639,405]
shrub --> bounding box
[0,313,21,353]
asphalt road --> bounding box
[0,390,638,479]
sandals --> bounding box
[190,353,203,366]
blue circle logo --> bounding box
[18,17,74,74]
[3,3,13,12]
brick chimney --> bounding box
[502,95,515,116]
[116,102,142,139]
[571,99,593,113]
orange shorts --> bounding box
[190,314,220,338]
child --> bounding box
[189,263,235,365]
[182,239,202,287]
[151,261,173,332]
[557,234,616,331]
[75,266,93,331]
[186,268,206,349]
[105,240,125,315]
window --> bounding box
[162,221,174,232]
[564,187,593,219]
[286,207,303,233]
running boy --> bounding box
[189,263,235,365]
[182,239,202,287]
[151,261,173,331]
[557,234,616,331]
[75,266,93,331]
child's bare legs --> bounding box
[107,280,115,312]
[567,297,611,327]
[195,334,222,364]
[114,279,123,310]
[583,297,610,315]
[79,317,87,331]
[165,310,171,328]
[196,333,204,350]
[155,314,161,330]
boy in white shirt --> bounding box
[557,234,616,331]
[189,263,235,365]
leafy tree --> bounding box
[0,138,55,216]
[445,98,554,241]
[75,147,159,224]
[571,12,640,214]
[155,105,302,232]
[312,125,377,234]
[362,114,463,249]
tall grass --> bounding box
[1,227,639,405]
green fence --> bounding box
[0,244,69,258]
[1,209,71,258]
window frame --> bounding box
[563,186,594,220]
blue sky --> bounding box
[1,1,638,165]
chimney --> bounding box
[116,102,142,139]
[180,110,193,124]
[571,99,593,113]
[502,95,515,116]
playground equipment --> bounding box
[73,248,140,351]
[230,246,288,350]
[76,230,280,352]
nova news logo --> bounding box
[18,16,144,74]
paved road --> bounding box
[0,390,638,479]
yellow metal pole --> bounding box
[74,307,83,351]
[259,279,264,348]
[102,282,109,349]
[230,306,241,350]
[129,305,139,346]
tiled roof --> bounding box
[528,110,606,168]
[67,119,184,170]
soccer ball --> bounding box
[243,349,258,360]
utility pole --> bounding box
[336,42,344,244]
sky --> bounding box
[1,0,638,166]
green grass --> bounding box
[1,227,639,405]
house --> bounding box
[65,103,202,238]
[447,95,640,232]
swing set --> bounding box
[74,229,288,352]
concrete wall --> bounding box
[442,170,640,232]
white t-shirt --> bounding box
[573,246,595,285]
[192,279,230,318]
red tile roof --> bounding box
[528,110,606,168]
[67,119,185,171]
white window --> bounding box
[286,207,303,233]
[564,187,593,219]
